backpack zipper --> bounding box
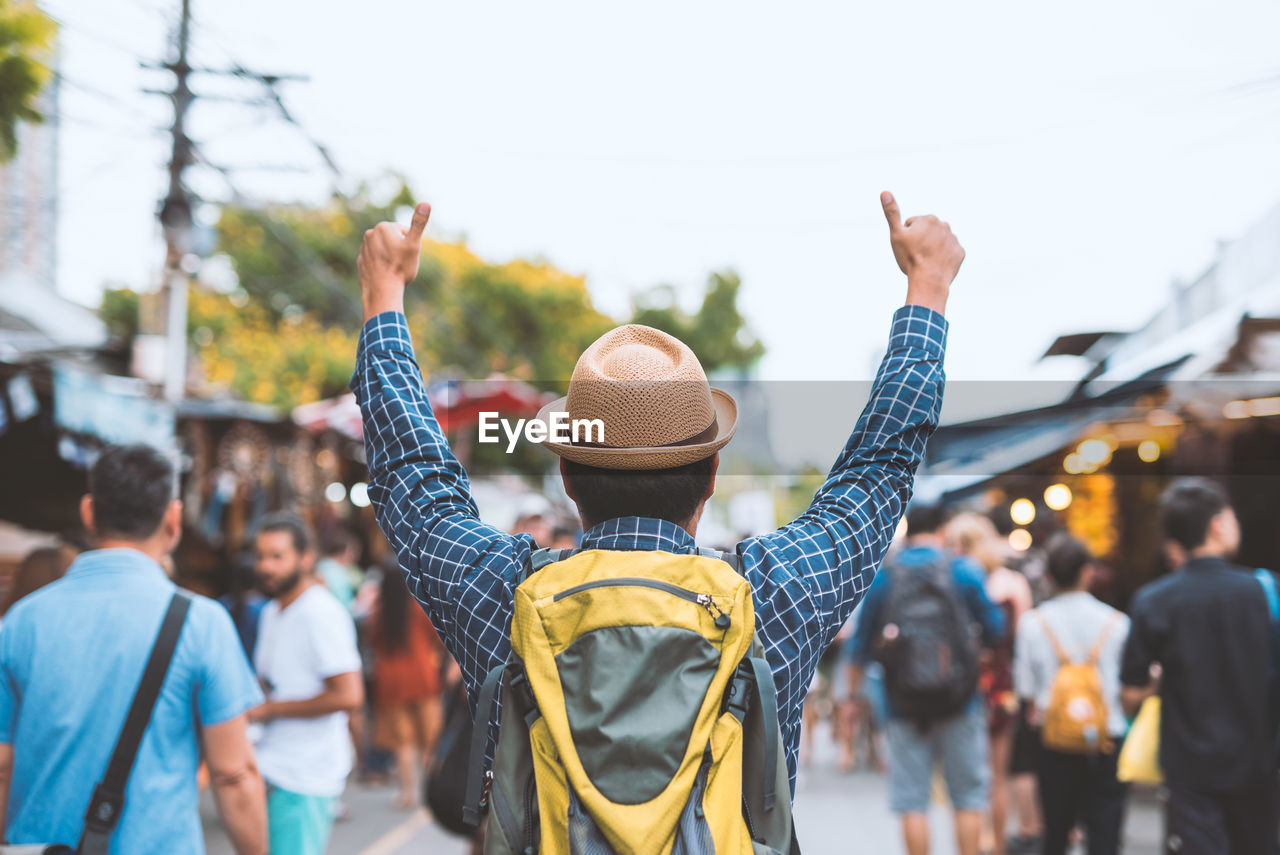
[521,773,537,855]
[552,577,731,629]
[742,794,760,842]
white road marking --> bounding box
[355,809,431,855]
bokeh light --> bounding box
[1010,498,1036,526]
[1077,439,1112,466]
[1044,483,1073,511]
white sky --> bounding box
[44,0,1280,382]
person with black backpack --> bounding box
[849,502,1006,855]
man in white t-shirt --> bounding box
[248,513,364,855]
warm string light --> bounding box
[1010,498,1036,526]
[1044,483,1072,511]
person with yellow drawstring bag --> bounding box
[1014,534,1130,855]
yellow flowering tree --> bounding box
[101,184,763,411]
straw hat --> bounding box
[537,324,737,470]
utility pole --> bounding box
[135,0,194,401]
[139,1,318,397]
[158,0,193,403]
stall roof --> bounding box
[919,358,1187,502]
[0,272,108,361]
[176,397,282,424]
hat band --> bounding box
[570,415,719,450]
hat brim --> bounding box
[535,387,737,471]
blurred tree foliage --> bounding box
[629,271,765,374]
[0,1,56,162]
[99,288,140,342]
[100,184,764,410]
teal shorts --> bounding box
[267,785,337,855]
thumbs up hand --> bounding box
[880,192,964,315]
[358,202,432,321]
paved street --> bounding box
[202,725,1164,854]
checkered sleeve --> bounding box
[352,311,532,698]
[740,303,947,789]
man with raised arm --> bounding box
[351,193,961,806]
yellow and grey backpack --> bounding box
[463,546,797,855]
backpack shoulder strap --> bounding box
[1087,612,1125,665]
[528,547,580,577]
[78,592,191,855]
[1256,569,1279,622]
[725,654,778,812]
[1034,611,1071,667]
[463,661,507,827]
[697,546,744,575]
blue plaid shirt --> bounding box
[352,305,947,793]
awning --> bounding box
[293,379,552,442]
[917,358,1187,502]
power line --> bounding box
[136,0,326,399]
[40,5,150,59]
[191,142,361,323]
[186,12,342,187]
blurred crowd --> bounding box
[0,444,584,855]
[801,477,1278,855]
[1,447,1275,855]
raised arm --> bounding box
[352,203,530,694]
[744,192,963,653]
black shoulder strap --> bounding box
[77,592,191,855]
[463,662,507,827]
[528,547,580,578]
[697,546,744,575]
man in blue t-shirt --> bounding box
[0,444,267,854]
[848,502,1005,855]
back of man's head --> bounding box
[904,502,947,539]
[561,456,715,530]
[1160,477,1231,552]
[88,444,176,541]
[1046,532,1092,591]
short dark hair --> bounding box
[1160,478,1231,551]
[88,444,176,540]
[562,456,715,528]
[1046,532,1092,590]
[257,511,313,554]
[905,502,947,537]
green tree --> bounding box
[102,184,764,412]
[628,271,765,374]
[214,185,411,326]
[217,190,614,384]
[0,1,55,162]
